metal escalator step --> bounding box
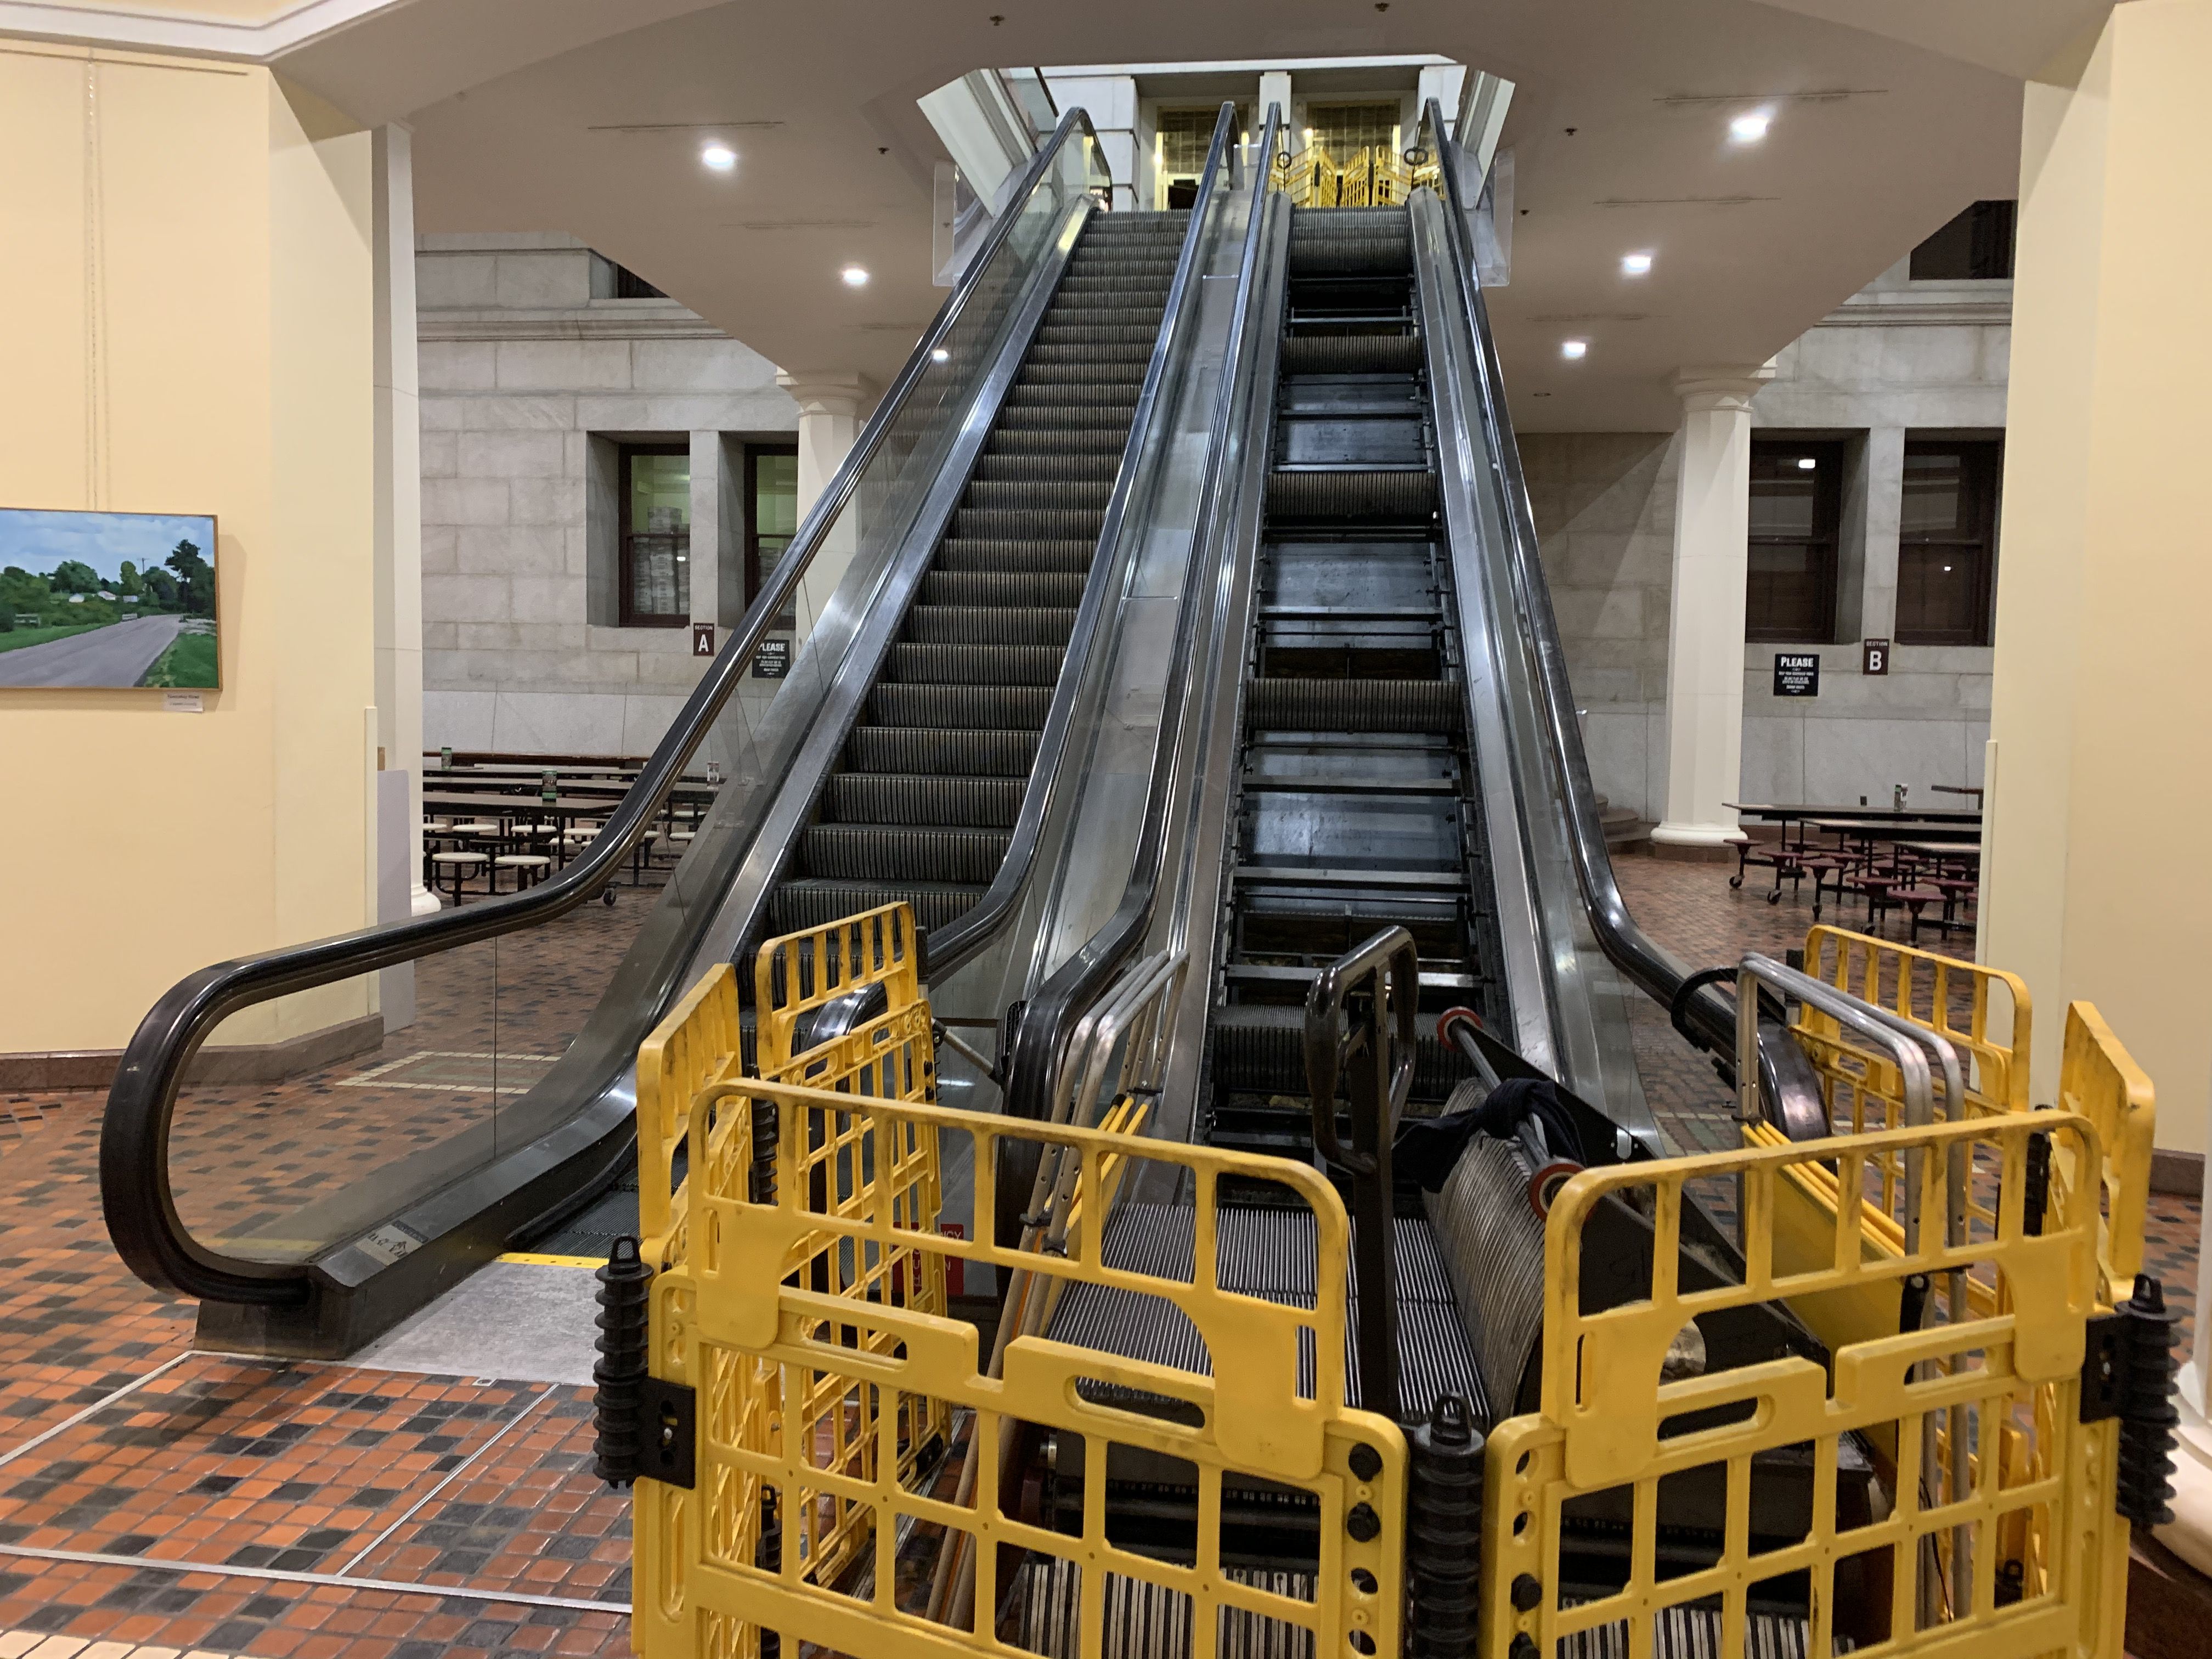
[934,538,1096,573]
[1015,362,1149,388]
[845,726,1039,777]
[1267,470,1437,522]
[1030,301,1167,323]
[1244,677,1463,733]
[1047,1201,1486,1416]
[867,682,1054,730]
[952,506,1104,540]
[1282,333,1423,374]
[1031,308,1165,331]
[1288,208,1412,276]
[904,605,1078,647]
[799,823,1012,884]
[823,772,1024,829]
[1031,326,1162,349]
[772,879,986,935]
[886,642,1064,686]
[1005,382,1143,408]
[983,420,1133,449]
[1209,1005,1470,1099]
[923,572,1089,608]
[962,479,1114,512]
[971,452,1120,482]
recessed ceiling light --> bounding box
[1729,111,1770,144]
[1797,457,1816,470]
[701,142,737,171]
[931,347,950,362]
[841,265,870,287]
[1560,339,1588,360]
[1621,252,1652,276]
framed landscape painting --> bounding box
[0,507,219,689]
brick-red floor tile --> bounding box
[0,850,2197,1657]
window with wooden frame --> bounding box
[744,443,799,628]
[619,443,690,627]
[1746,440,1844,642]
[1909,200,2016,281]
[1895,439,2001,646]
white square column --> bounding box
[687,428,731,641]
[1651,364,1774,853]
[370,125,438,917]
[775,371,867,640]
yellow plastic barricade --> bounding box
[630,907,1404,1659]
[1485,1110,2131,1658]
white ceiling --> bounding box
[188,0,2120,430]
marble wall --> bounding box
[1519,255,2009,820]
[416,233,800,757]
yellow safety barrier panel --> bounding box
[1485,1109,2131,1658]
[629,909,1401,1659]
[632,904,949,1639]
[1752,929,2155,1337]
[1743,928,2034,1356]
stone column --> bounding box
[370,125,438,919]
[1651,364,1774,855]
[687,428,731,651]
[1972,0,2212,1575]
[1834,426,1903,644]
[776,371,866,640]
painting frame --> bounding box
[0,506,222,691]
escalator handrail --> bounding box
[928,100,1244,979]
[997,102,1283,1127]
[1417,98,1734,1056]
[99,108,1109,1306]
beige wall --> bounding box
[0,44,376,1052]
[1983,0,2212,1153]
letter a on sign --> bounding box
[691,623,715,658]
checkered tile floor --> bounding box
[0,853,2197,1656]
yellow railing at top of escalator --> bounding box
[1269,139,1441,208]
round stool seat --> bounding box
[432,850,488,866]
[458,822,503,836]
[494,854,552,868]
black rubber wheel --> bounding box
[1728,875,1744,889]
[1767,890,1782,905]
[602,888,618,907]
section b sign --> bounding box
[1772,652,1820,697]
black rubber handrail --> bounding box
[929,100,1248,980]
[996,102,1283,1138]
[100,109,1107,1306]
[1417,97,1736,1057]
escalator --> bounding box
[988,104,1858,1652]
[531,212,1186,1263]
[99,105,1269,1357]
[773,213,1184,935]
[1204,205,1496,1169]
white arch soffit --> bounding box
[0,0,732,122]
[1747,0,2115,80]
[0,0,425,59]
[0,0,2119,82]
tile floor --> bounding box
[0,852,2197,1656]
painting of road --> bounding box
[0,507,219,689]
